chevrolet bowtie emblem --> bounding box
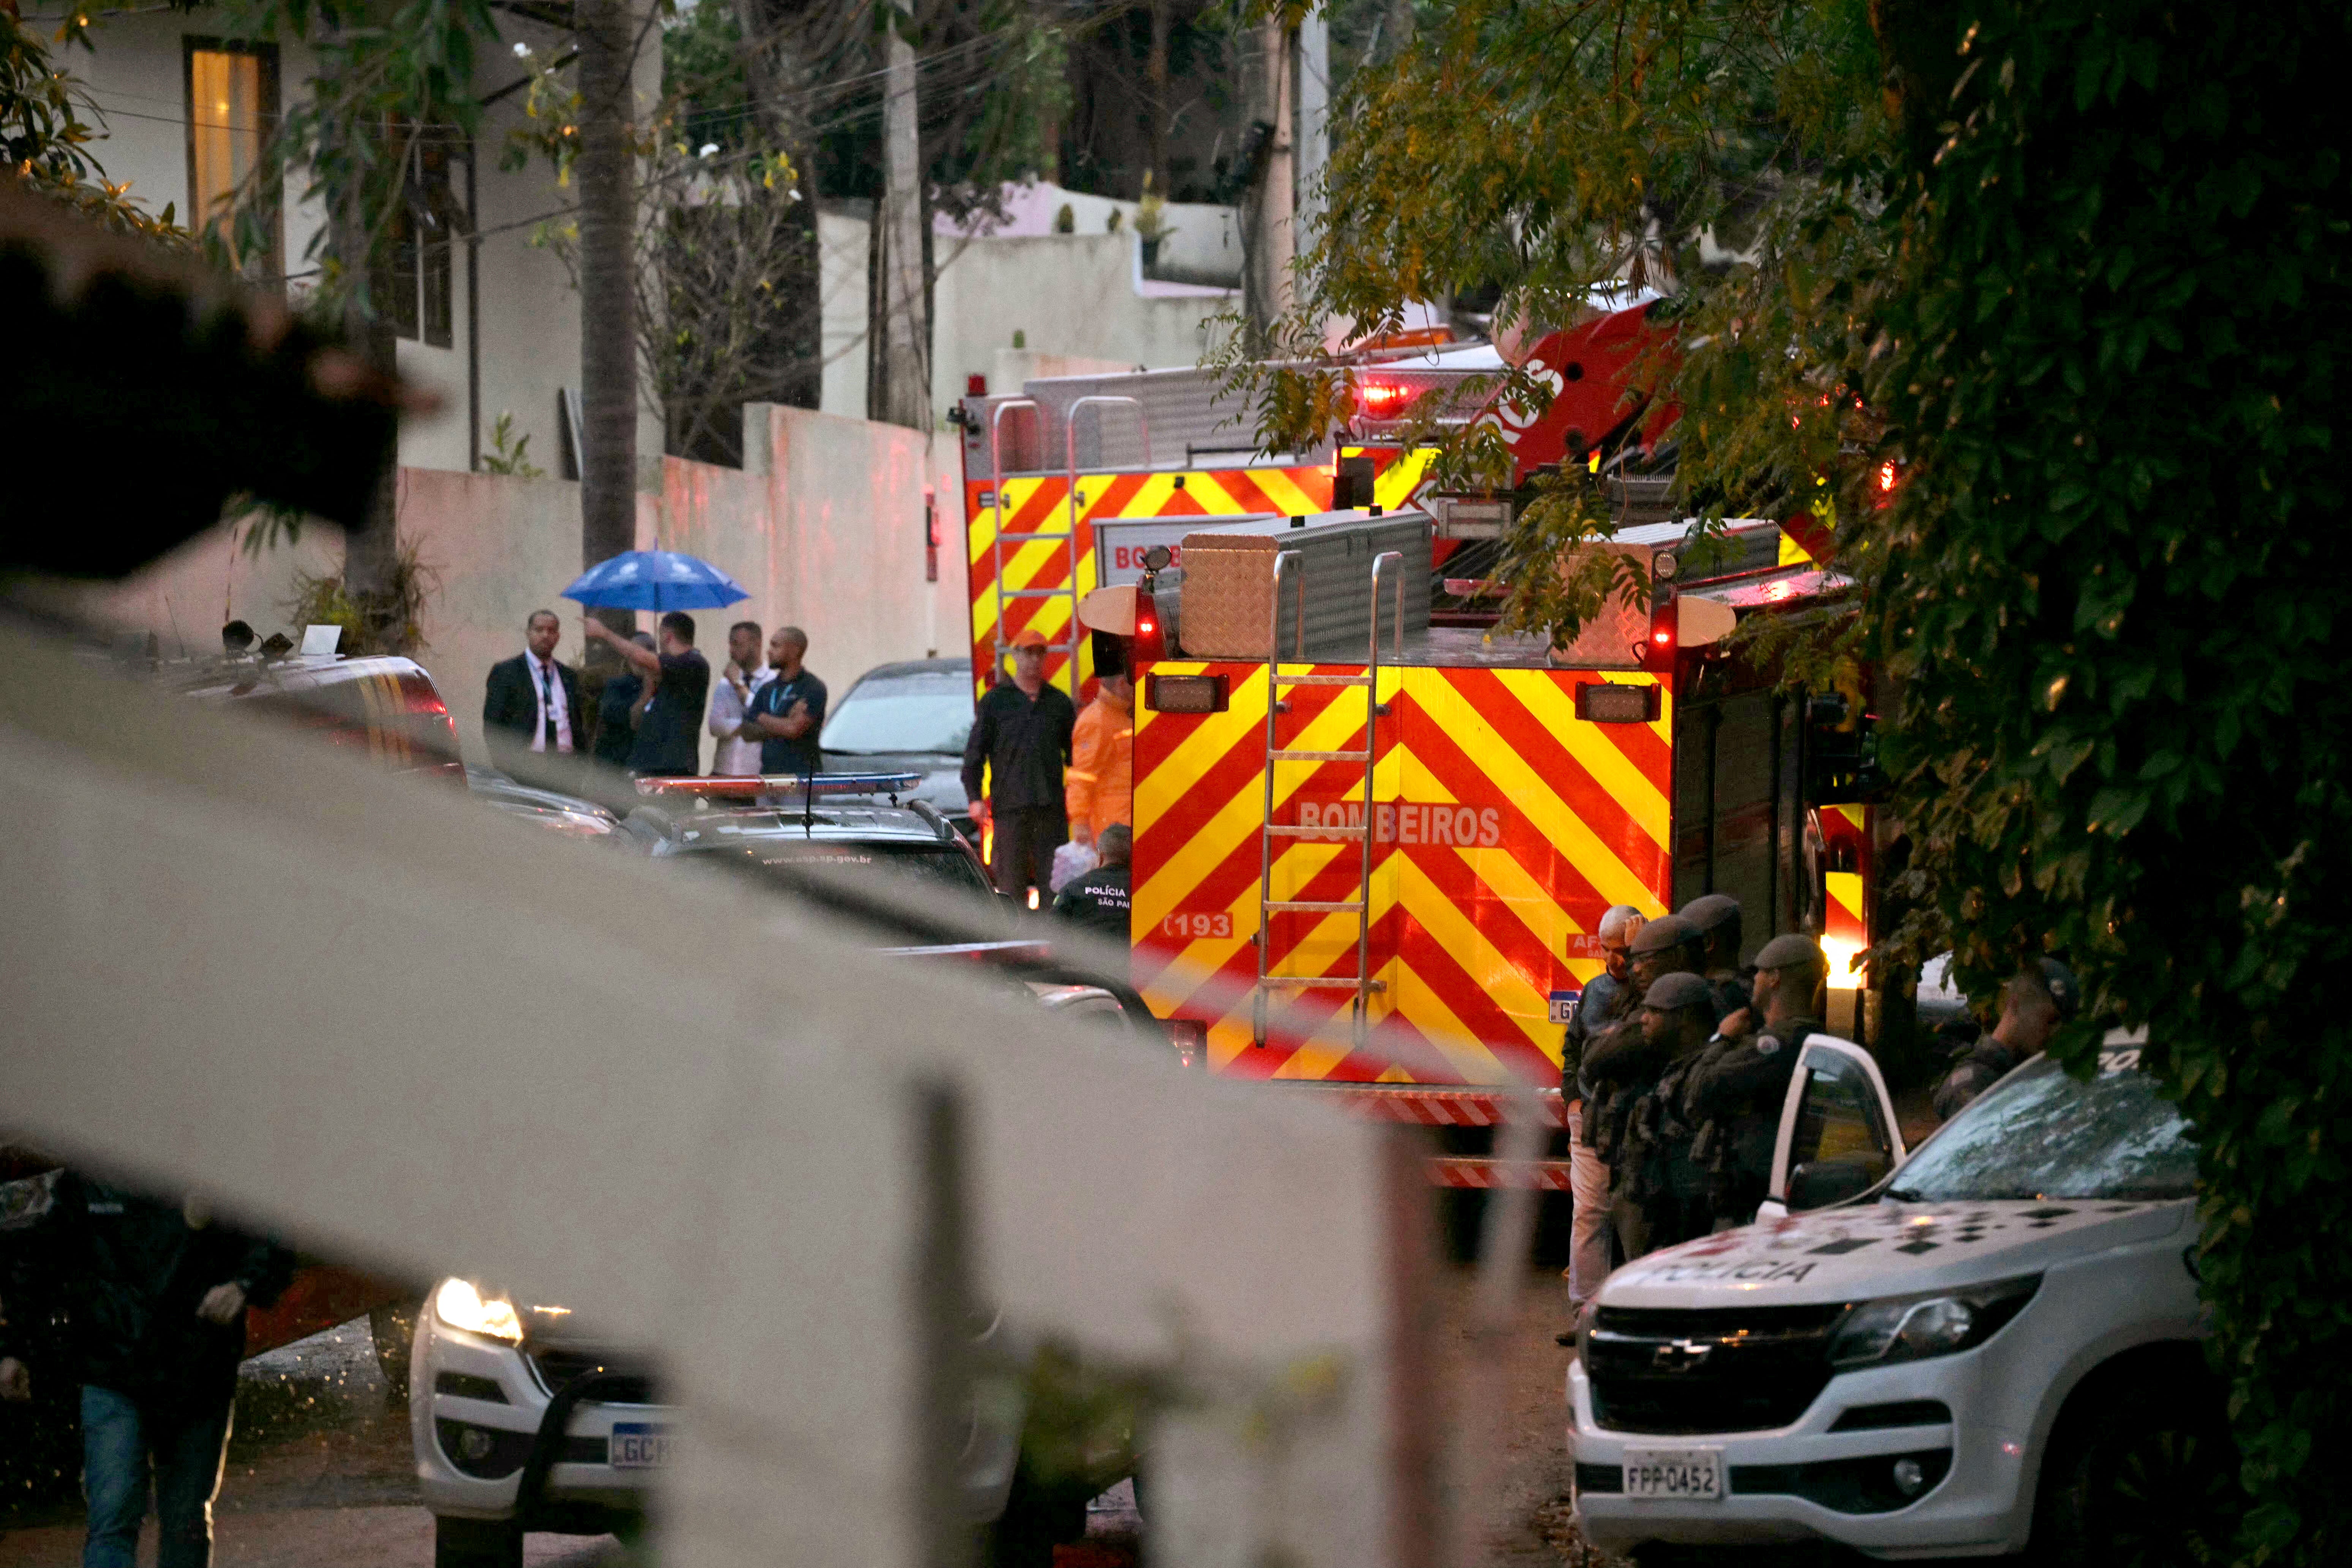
[1652,1339,1713,1372]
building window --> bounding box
[377,134,461,349]
[184,40,281,280]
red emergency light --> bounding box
[1356,379,1415,420]
[1645,591,1678,672]
[1129,591,1167,664]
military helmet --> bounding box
[1641,971,1715,1013]
[1754,933,1826,973]
[1628,914,1694,957]
[1677,892,1742,935]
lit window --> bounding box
[184,41,280,280]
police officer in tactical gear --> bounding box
[1617,971,1722,1254]
[1687,933,1828,1227]
[1579,918,1705,1262]
[1932,958,2079,1121]
[1677,891,1752,1016]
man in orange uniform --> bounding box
[1064,665,1133,849]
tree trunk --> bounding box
[1246,19,1295,341]
[335,185,405,653]
[1295,8,1327,250]
[869,6,930,432]
[1145,0,1169,194]
[576,0,641,586]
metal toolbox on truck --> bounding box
[1176,511,1433,661]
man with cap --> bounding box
[1617,971,1723,1254]
[963,626,1080,902]
[1677,892,1752,1016]
[1932,959,2079,1121]
[1687,933,1829,1227]
[1561,905,1647,1317]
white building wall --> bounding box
[72,9,659,485]
[928,231,1234,419]
[818,205,872,421]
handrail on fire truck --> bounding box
[1252,548,1408,1050]
[986,397,1076,662]
[986,395,1153,671]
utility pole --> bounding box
[871,2,931,432]
[575,0,640,586]
[1295,9,1329,251]
[1248,15,1295,339]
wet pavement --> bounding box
[0,1271,1587,1567]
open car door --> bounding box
[1758,1035,1906,1219]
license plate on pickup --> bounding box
[609,1423,672,1470]
[1623,1446,1724,1500]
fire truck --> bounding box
[952,308,1882,1186]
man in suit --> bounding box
[483,609,585,775]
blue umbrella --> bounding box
[559,550,751,612]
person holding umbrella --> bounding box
[563,549,749,779]
[583,612,709,777]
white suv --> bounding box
[1568,1032,2231,1563]
[411,1277,1053,1567]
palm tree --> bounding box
[575,0,640,588]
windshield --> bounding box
[821,672,972,756]
[1888,1054,2197,1202]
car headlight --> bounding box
[1828,1275,2040,1369]
[433,1278,524,1344]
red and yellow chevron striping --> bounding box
[1131,660,1673,1087]
[961,452,1434,697]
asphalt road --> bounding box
[0,1270,1593,1568]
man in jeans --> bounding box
[0,1170,292,1568]
[1561,905,1645,1328]
[962,627,1078,902]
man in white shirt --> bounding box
[483,609,583,774]
[707,619,773,776]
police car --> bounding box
[1568,1031,2227,1564]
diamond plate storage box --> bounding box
[1177,512,1433,661]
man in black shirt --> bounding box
[590,631,655,769]
[584,611,711,777]
[738,625,827,776]
[962,627,1078,900]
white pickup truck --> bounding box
[1568,1031,2232,1563]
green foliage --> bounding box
[218,0,507,310]
[1214,0,1896,649]
[3,5,188,241]
[285,537,439,654]
[1255,0,2352,1555]
[663,0,752,156]
[1867,2,2352,1557]
[479,411,544,477]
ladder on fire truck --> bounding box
[986,396,1149,666]
[1253,548,1408,1050]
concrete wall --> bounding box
[730,406,952,686]
[73,414,973,773]
[818,205,873,421]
